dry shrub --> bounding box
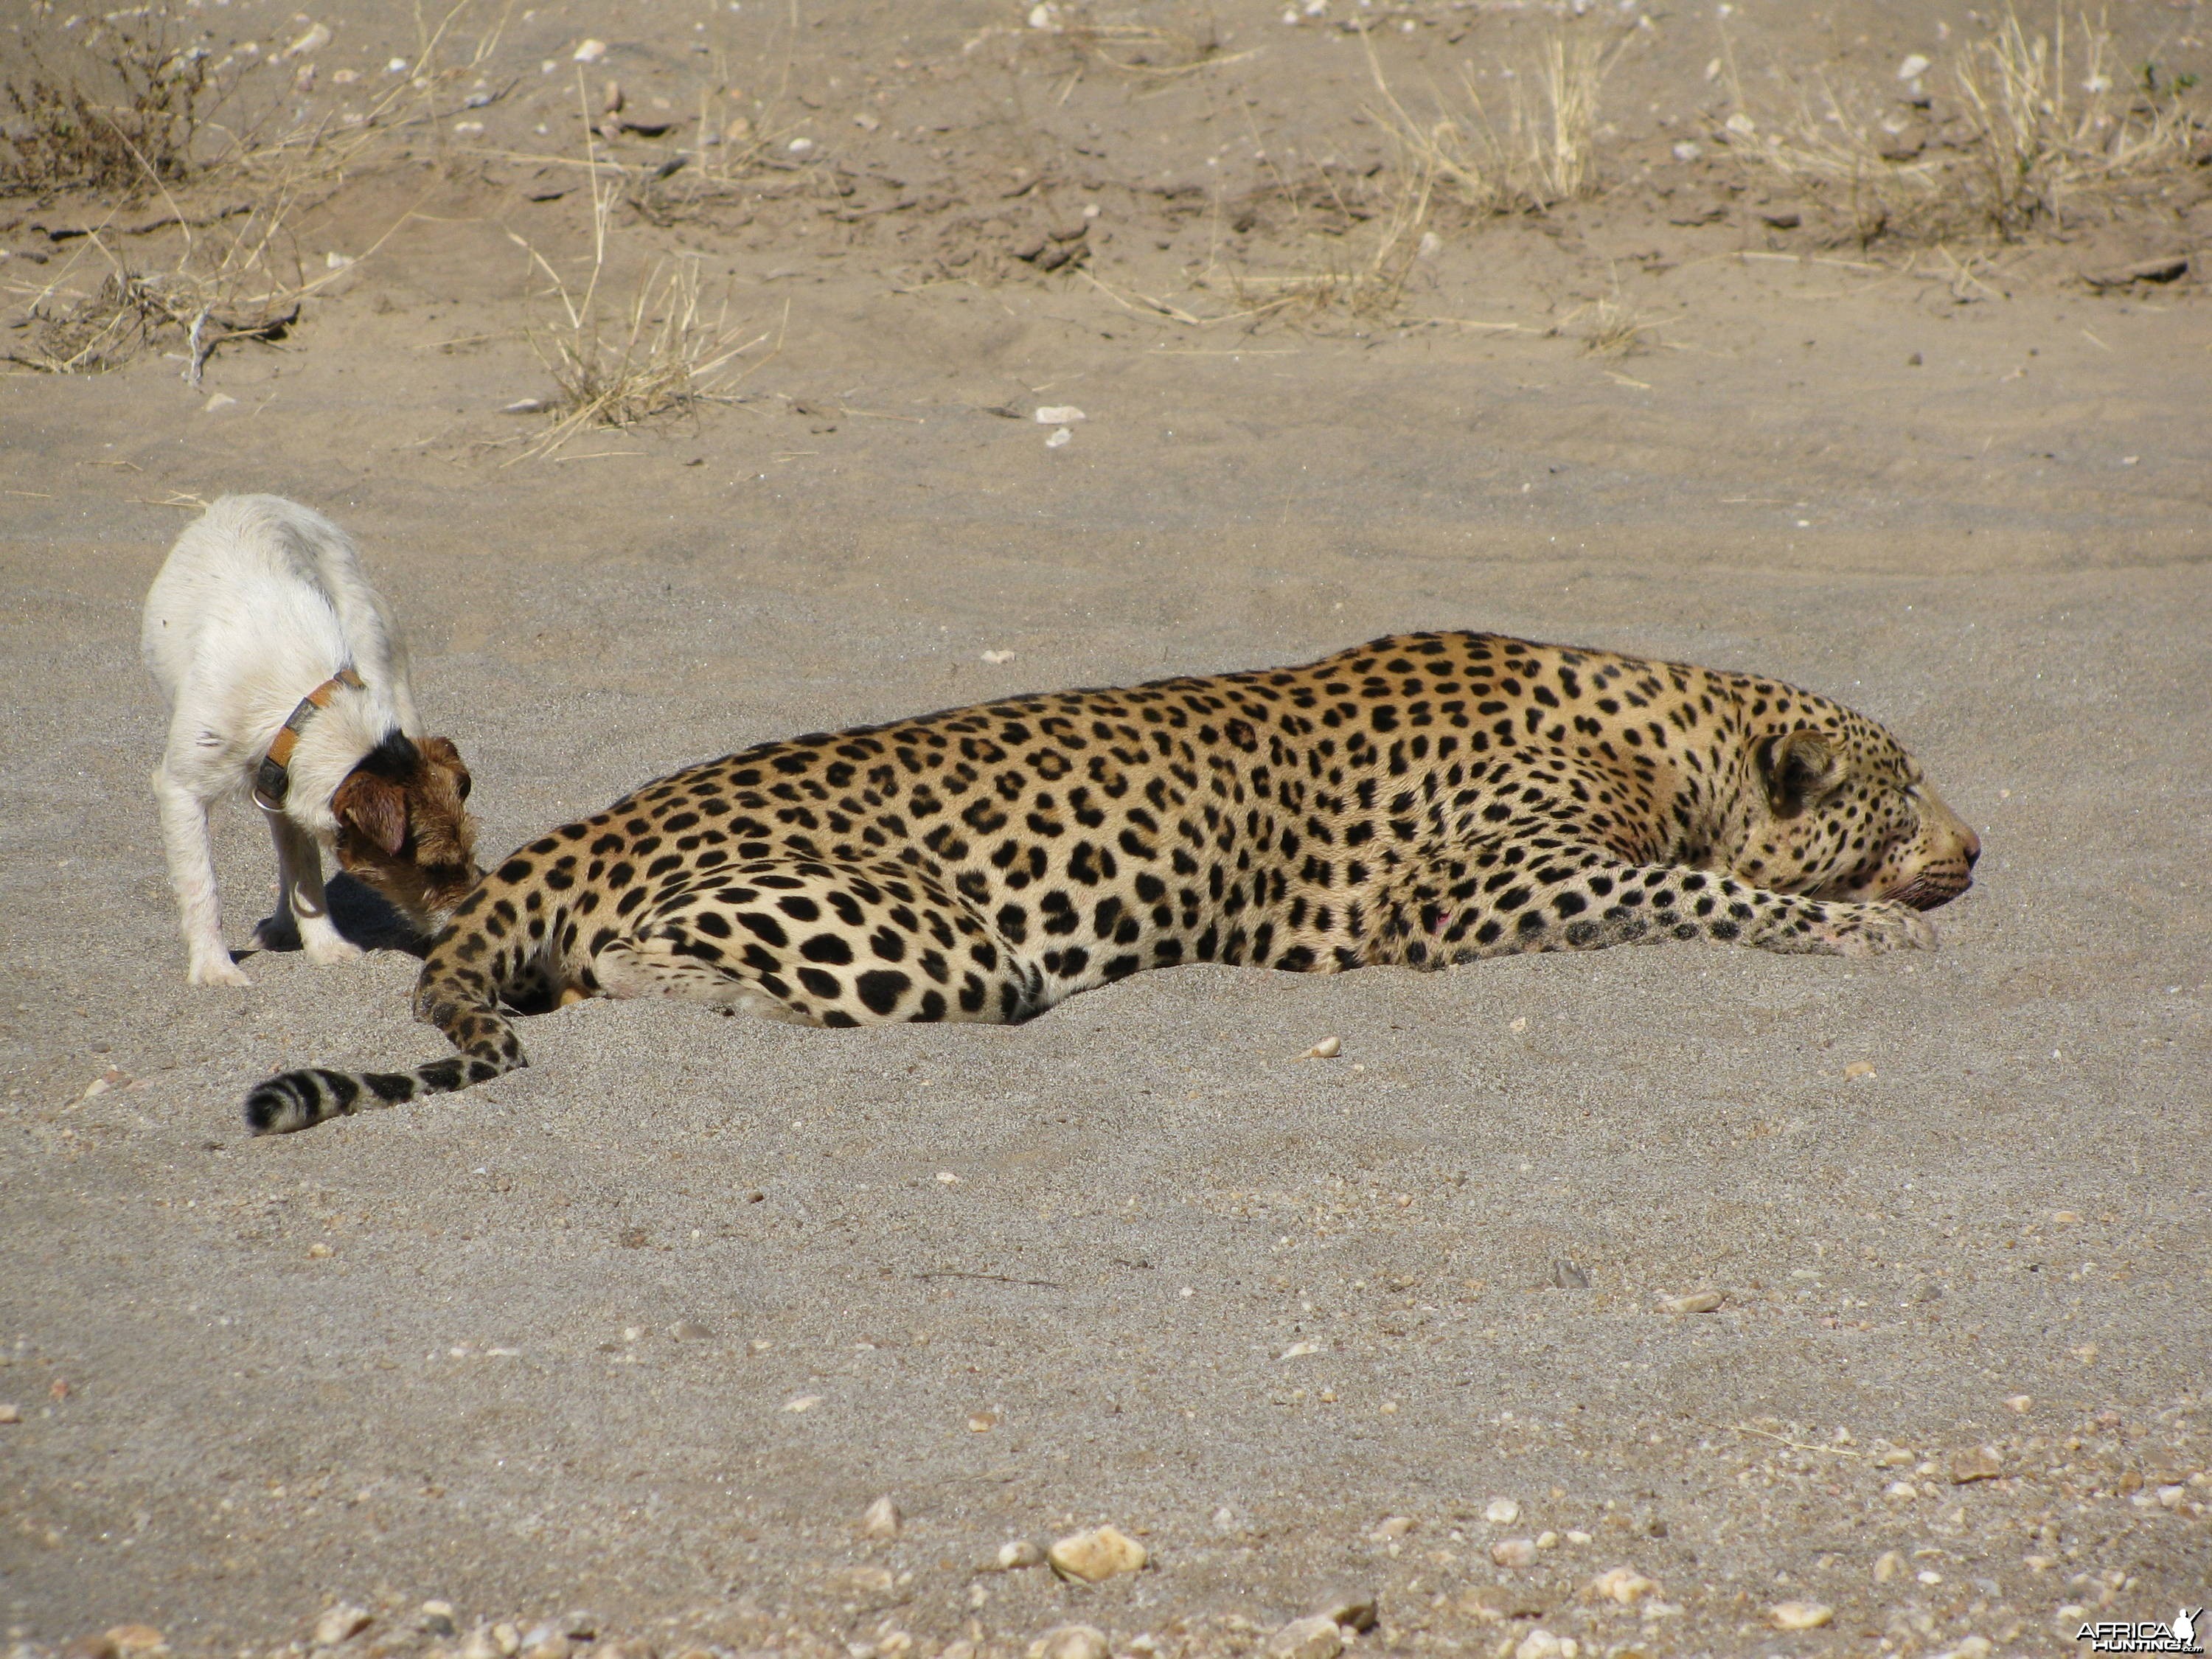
[2,187,321,375]
[1727,7,2207,246]
[4,0,514,375]
[509,99,766,458]
[1,4,220,195]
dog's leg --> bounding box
[267,812,361,966]
[153,767,252,988]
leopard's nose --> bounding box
[1962,827,1980,868]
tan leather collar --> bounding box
[252,668,366,810]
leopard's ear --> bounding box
[334,768,408,855]
[1763,729,1846,812]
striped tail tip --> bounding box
[243,1067,417,1135]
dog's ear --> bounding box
[418,734,472,800]
[334,768,408,855]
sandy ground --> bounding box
[4,2,2211,1656]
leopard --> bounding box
[242,630,1980,1133]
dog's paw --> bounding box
[189,955,254,989]
[301,931,365,967]
[251,912,302,953]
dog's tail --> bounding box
[242,961,527,1134]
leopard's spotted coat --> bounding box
[245,631,1979,1133]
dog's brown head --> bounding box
[331,733,482,935]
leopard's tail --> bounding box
[242,960,529,1135]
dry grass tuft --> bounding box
[1726,7,2208,246]
[509,91,768,458]
[1572,296,1654,357]
[1217,23,1621,327]
[1366,24,1622,220]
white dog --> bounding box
[142,495,481,987]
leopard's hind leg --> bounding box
[591,855,1046,1027]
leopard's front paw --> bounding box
[1817,900,1939,957]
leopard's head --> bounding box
[1731,711,1979,911]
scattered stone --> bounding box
[1045,427,1073,450]
[1301,1035,1343,1060]
[1370,1514,1415,1540]
[1262,1617,1341,1659]
[2006,1394,2034,1413]
[1549,1259,1590,1290]
[313,1605,372,1646]
[572,39,607,63]
[1585,1567,1657,1604]
[1659,1290,1725,1314]
[519,1624,568,1659]
[1279,1340,1321,1360]
[1485,1498,1520,1525]
[979,652,1015,666]
[1034,406,1086,425]
[1768,1601,1833,1631]
[995,1539,1045,1570]
[1026,1627,1107,1659]
[1008,232,1049,261]
[107,1632,166,1659]
[307,1242,333,1259]
[204,394,240,413]
[1671,140,1702,162]
[0,1404,18,1424]
[668,1319,714,1340]
[967,1409,998,1432]
[1949,1445,2003,1484]
[1512,1631,1576,1659]
[60,1638,118,1659]
[1874,1549,1904,1583]
[281,21,332,58]
[1047,1524,1145,1582]
[1896,53,1931,80]
[784,1394,822,1413]
[827,1565,897,1599]
[1536,1531,1559,1549]
[419,1603,457,1637]
[2084,254,2191,288]
[1843,1060,1877,1079]
[1491,1537,1539,1569]
[1310,1590,1378,1633]
[861,1495,900,1539]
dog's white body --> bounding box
[143,495,420,987]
